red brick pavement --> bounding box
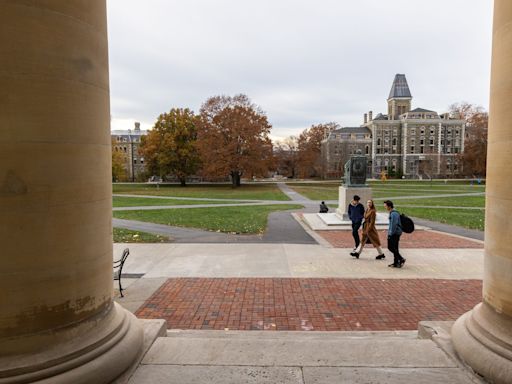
[319,230,483,248]
[136,278,482,331]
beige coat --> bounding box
[361,209,381,247]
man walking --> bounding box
[348,195,364,250]
[384,200,405,268]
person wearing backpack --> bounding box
[384,200,406,268]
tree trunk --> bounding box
[230,171,241,187]
[179,177,186,187]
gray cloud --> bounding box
[107,0,493,138]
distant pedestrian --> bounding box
[384,200,405,268]
[348,195,365,250]
[319,201,329,213]
[350,199,385,260]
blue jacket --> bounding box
[388,210,403,236]
[348,203,364,223]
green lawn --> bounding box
[112,204,303,234]
[113,196,244,207]
[113,228,170,243]
[113,183,290,201]
[286,180,486,230]
[380,195,485,208]
[394,207,485,231]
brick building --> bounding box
[321,74,465,179]
[111,122,147,181]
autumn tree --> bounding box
[274,136,299,178]
[449,102,488,177]
[297,122,338,178]
[112,138,127,182]
[197,94,273,187]
[139,108,200,186]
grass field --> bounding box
[113,196,244,207]
[113,204,303,234]
[113,183,290,201]
[286,180,486,230]
[113,228,169,243]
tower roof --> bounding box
[388,74,412,99]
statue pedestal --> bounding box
[336,186,372,220]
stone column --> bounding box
[451,1,512,383]
[0,2,143,383]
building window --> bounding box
[410,146,415,153]
[420,127,425,135]
[420,139,424,146]
[376,149,381,154]
[133,159,137,164]
[411,128,416,135]
[377,138,381,146]
[140,158,144,164]
[392,138,397,146]
[365,145,369,154]
[123,147,127,153]
[429,139,434,146]
[430,128,435,135]
[420,147,424,154]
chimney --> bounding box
[134,122,141,132]
[369,111,373,121]
[364,113,368,124]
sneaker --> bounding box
[376,254,385,260]
[350,252,360,259]
[400,258,406,267]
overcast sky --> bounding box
[107,0,493,141]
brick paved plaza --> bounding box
[136,277,482,332]
[319,229,483,249]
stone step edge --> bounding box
[166,329,419,339]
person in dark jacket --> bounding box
[384,200,405,268]
[319,201,329,213]
[348,195,365,250]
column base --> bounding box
[0,302,143,384]
[452,302,512,384]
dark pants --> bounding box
[351,221,362,248]
[388,234,404,265]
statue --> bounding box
[343,150,367,187]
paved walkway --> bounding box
[115,184,486,383]
[114,242,484,317]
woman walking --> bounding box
[350,199,385,260]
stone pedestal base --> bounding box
[0,303,143,384]
[336,186,372,220]
[451,302,512,384]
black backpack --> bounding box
[399,213,415,233]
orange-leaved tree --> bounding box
[139,108,200,186]
[111,138,128,182]
[197,94,273,187]
[449,102,488,177]
[297,122,338,178]
[274,136,299,178]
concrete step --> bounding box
[127,330,482,383]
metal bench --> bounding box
[113,248,129,297]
